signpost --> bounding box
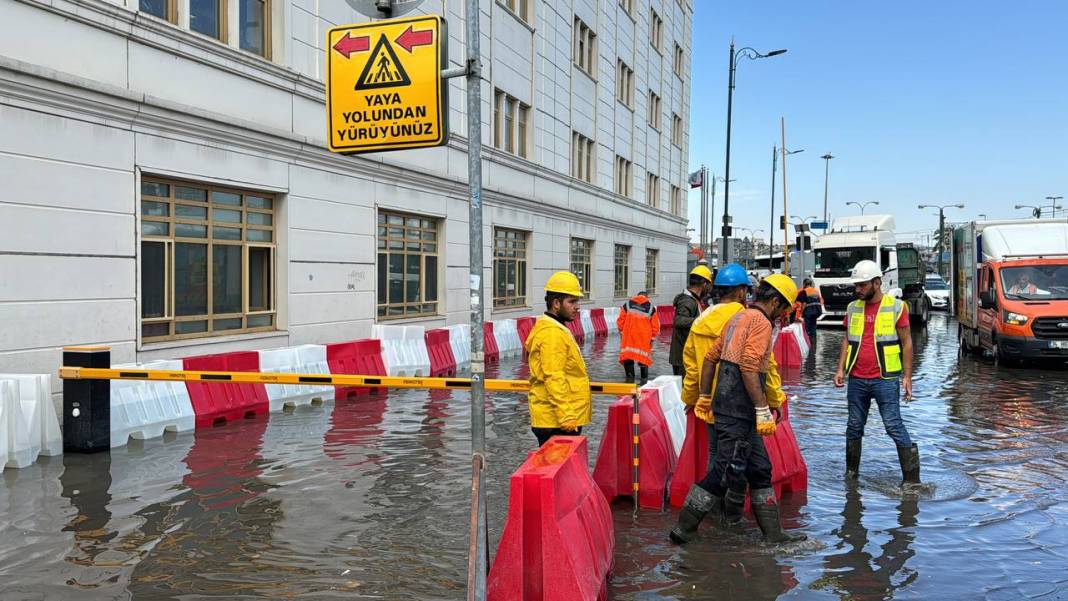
[326,15,447,154]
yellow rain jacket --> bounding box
[525,315,592,429]
[681,302,786,422]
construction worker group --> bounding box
[525,259,920,545]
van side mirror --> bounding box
[979,290,995,309]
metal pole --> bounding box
[631,391,640,515]
[770,145,777,268]
[821,153,833,223]
[701,166,709,258]
[722,40,736,264]
[781,118,790,274]
[463,0,487,595]
[937,208,945,280]
[709,173,716,263]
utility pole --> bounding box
[821,153,834,223]
[781,118,790,274]
[769,145,777,264]
[698,166,707,255]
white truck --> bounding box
[811,214,930,326]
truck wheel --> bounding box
[919,299,930,326]
[991,335,1012,367]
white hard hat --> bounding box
[850,260,883,283]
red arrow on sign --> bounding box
[333,32,370,58]
[394,26,433,53]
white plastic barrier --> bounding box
[493,319,522,358]
[0,374,62,470]
[259,345,334,411]
[404,326,432,377]
[579,310,596,339]
[110,359,196,449]
[780,323,810,360]
[1,379,32,468]
[642,375,687,459]
[603,307,621,335]
[447,324,472,367]
[374,325,416,377]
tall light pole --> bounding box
[1046,196,1064,218]
[736,227,764,269]
[769,146,802,267]
[1016,202,1063,219]
[722,39,786,264]
[821,153,834,223]
[918,203,964,279]
[846,200,880,215]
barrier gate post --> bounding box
[632,391,640,515]
[62,346,111,453]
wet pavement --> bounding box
[2,313,1067,600]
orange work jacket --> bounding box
[617,295,660,366]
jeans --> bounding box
[804,314,818,339]
[846,377,912,447]
[706,421,718,469]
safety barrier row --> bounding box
[602,307,620,335]
[425,328,458,377]
[589,308,608,336]
[487,436,614,601]
[373,325,432,377]
[579,309,596,340]
[773,323,810,369]
[493,319,523,358]
[447,324,472,367]
[656,304,675,328]
[0,374,62,470]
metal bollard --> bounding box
[62,346,111,453]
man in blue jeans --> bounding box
[833,260,920,485]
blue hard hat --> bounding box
[714,263,750,287]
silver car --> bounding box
[925,275,950,310]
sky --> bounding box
[686,1,1068,246]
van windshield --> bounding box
[815,247,875,278]
[1000,265,1068,300]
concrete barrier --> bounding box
[109,359,195,448]
[487,436,614,601]
[0,374,61,468]
[258,345,333,411]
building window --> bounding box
[189,0,226,41]
[648,91,661,130]
[645,249,659,295]
[615,155,633,197]
[493,228,529,308]
[140,0,177,22]
[674,42,685,77]
[239,0,270,58]
[573,17,597,77]
[502,0,530,24]
[672,113,683,147]
[139,178,276,342]
[619,0,634,18]
[671,185,683,216]
[494,90,530,159]
[646,173,660,207]
[570,238,593,295]
[616,59,635,109]
[649,8,663,51]
[572,131,595,183]
[377,211,439,319]
[614,244,630,298]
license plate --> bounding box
[1051,341,1068,349]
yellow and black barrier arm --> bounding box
[58,366,638,396]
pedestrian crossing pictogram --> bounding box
[355,34,411,90]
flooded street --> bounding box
[2,313,1067,600]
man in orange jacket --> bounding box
[618,291,660,384]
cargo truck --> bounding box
[952,219,1068,362]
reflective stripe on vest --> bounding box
[620,346,653,360]
[625,301,655,317]
[845,295,904,378]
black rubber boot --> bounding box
[751,487,806,544]
[897,443,921,485]
[623,361,635,383]
[639,365,649,386]
[845,439,862,480]
[669,485,720,544]
[722,489,746,526]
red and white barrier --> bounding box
[493,319,523,358]
[656,304,675,328]
[516,316,536,348]
[487,436,613,601]
[602,307,621,335]
[425,328,457,377]
[483,322,500,363]
[589,308,608,336]
[773,323,809,368]
[642,376,686,458]
[579,309,596,340]
[110,359,195,448]
[565,316,586,344]
[592,388,677,510]
[183,351,270,428]
[259,345,333,411]
[446,324,472,367]
[327,339,387,399]
[668,410,709,508]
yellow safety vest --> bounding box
[845,295,906,378]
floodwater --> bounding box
[2,313,1067,600]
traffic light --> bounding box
[779,215,786,230]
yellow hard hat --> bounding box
[689,265,713,283]
[762,273,799,305]
[545,271,584,297]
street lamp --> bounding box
[736,227,765,269]
[722,39,787,264]
[821,153,834,223]
[978,213,988,220]
[1045,196,1064,218]
[769,146,803,262]
[846,200,880,215]
[1016,202,1063,218]
[918,203,964,279]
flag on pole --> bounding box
[688,169,704,189]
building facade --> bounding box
[0,0,692,382]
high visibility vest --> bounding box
[845,295,905,378]
[618,297,658,365]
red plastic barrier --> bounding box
[774,332,803,368]
[668,410,710,508]
[183,351,269,428]
[764,403,808,496]
[590,308,608,336]
[182,410,267,510]
[487,436,614,601]
[483,322,500,364]
[565,317,585,343]
[327,339,387,400]
[517,316,536,348]
[425,328,457,377]
[592,389,677,510]
[656,304,675,328]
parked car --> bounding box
[925,275,950,310]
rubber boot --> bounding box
[669,485,719,544]
[845,439,862,480]
[639,364,649,386]
[721,489,746,526]
[623,361,635,383]
[751,487,807,544]
[897,443,921,485]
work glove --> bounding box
[756,406,777,437]
[695,394,712,423]
[559,419,579,433]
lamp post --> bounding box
[722,39,786,264]
[846,200,880,215]
[736,227,764,269]
[918,203,964,279]
[820,153,834,223]
[769,145,802,267]
[1016,202,1063,219]
[1045,196,1064,218]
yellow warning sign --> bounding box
[326,15,447,154]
